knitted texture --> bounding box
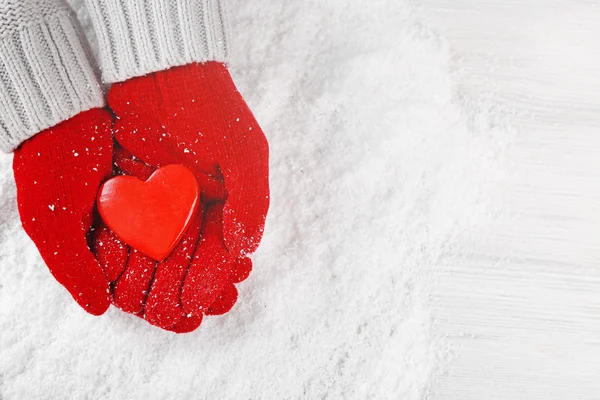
[92,147,246,333]
[85,0,229,83]
[91,62,269,333]
[13,108,114,316]
[0,0,105,152]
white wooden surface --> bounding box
[417,1,600,398]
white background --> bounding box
[419,1,600,398]
[1,0,599,399]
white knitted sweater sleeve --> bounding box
[0,0,105,152]
[85,0,229,84]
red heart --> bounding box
[97,165,200,261]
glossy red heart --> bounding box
[97,165,200,261]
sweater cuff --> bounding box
[86,0,230,84]
[0,5,105,153]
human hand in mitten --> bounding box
[13,109,114,316]
[92,62,269,333]
[92,147,252,333]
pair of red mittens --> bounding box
[13,62,269,333]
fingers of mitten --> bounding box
[181,203,231,314]
[113,250,156,314]
[220,129,270,257]
[205,283,238,316]
[165,313,203,334]
[230,257,253,284]
[144,212,203,329]
[91,224,129,283]
[113,145,156,180]
[38,236,111,316]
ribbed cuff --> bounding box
[0,4,105,153]
[86,0,230,84]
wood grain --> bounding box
[417,1,600,398]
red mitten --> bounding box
[13,109,113,315]
[92,148,251,333]
[102,62,269,326]
[109,62,270,259]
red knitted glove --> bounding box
[110,62,270,258]
[92,62,269,333]
[13,109,114,316]
[93,147,250,333]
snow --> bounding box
[0,0,526,399]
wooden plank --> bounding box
[416,1,600,398]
